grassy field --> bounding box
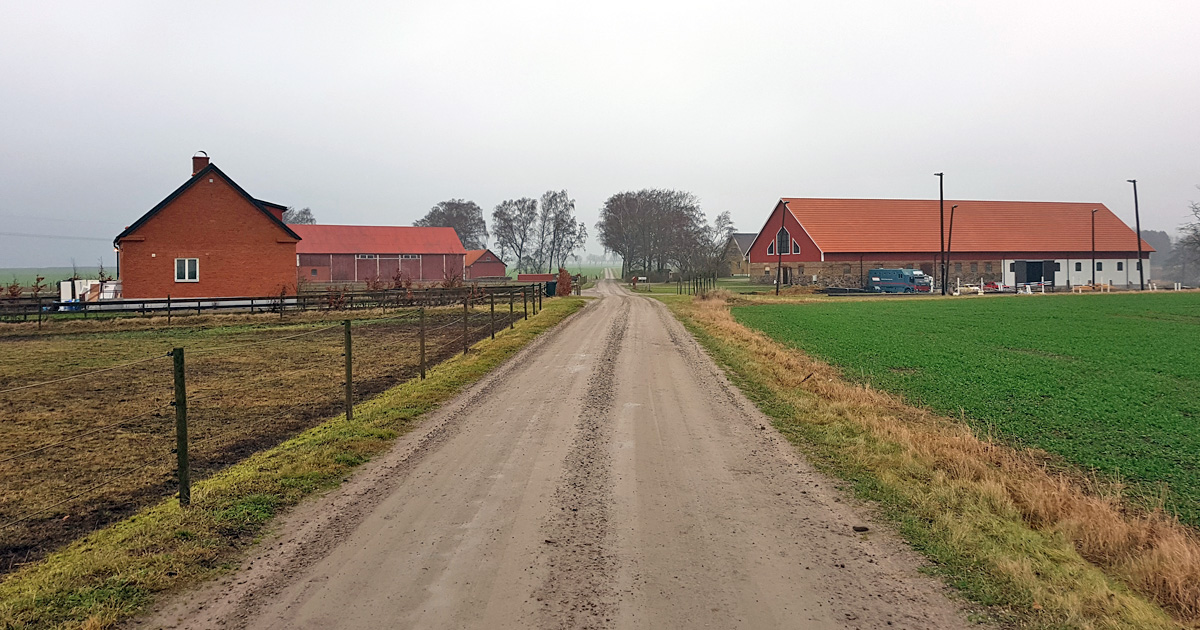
[628,276,768,295]
[732,292,1200,525]
[0,267,102,286]
[0,304,524,574]
[656,292,1197,628]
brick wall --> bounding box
[118,174,298,298]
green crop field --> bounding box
[0,267,101,286]
[732,292,1200,525]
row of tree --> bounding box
[595,189,734,280]
[492,191,587,274]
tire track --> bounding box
[534,297,630,629]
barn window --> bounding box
[310,269,317,277]
[175,258,198,282]
[766,241,775,255]
[775,228,789,256]
[970,262,978,274]
[954,262,962,274]
[1009,262,1015,272]
[401,254,421,259]
[842,264,852,275]
[355,254,378,259]
[1096,262,1103,271]
[791,239,801,254]
[1075,262,1082,271]
[1137,261,1142,270]
[1117,261,1124,271]
[797,265,805,275]
[985,262,993,273]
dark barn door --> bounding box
[1014,261,1028,284]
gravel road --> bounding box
[144,278,974,630]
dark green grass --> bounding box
[733,292,1200,525]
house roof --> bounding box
[729,233,756,256]
[255,199,288,212]
[114,163,302,245]
[778,198,1154,255]
[291,225,466,255]
[464,249,503,267]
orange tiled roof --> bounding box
[292,225,466,255]
[464,249,488,266]
[781,198,1154,254]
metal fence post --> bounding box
[167,294,172,324]
[509,290,514,329]
[172,347,190,506]
[538,285,542,311]
[462,295,469,355]
[490,291,495,340]
[419,306,426,379]
[344,320,353,422]
[36,296,43,329]
[523,288,528,320]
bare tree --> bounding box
[416,199,489,250]
[596,189,703,278]
[283,207,317,224]
[1171,193,1200,284]
[492,198,539,272]
[531,190,586,272]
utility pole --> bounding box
[935,173,945,295]
[1128,179,1144,290]
[1092,209,1099,286]
[775,200,788,295]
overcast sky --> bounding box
[2,0,1198,268]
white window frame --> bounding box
[175,258,199,283]
[766,241,776,255]
[400,254,420,260]
[355,254,378,259]
[791,239,801,254]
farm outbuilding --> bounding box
[748,198,1155,289]
[464,249,507,281]
[114,154,302,299]
[292,225,467,285]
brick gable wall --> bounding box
[118,173,298,298]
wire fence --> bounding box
[0,284,547,574]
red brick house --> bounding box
[463,249,507,280]
[749,198,1154,288]
[114,155,302,298]
[292,225,467,284]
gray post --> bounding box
[172,347,190,506]
[344,320,353,421]
[509,290,514,329]
[463,295,469,355]
[419,307,426,379]
[490,291,495,340]
[167,294,172,325]
[523,288,528,320]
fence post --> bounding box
[419,307,426,379]
[509,290,515,329]
[538,285,543,311]
[344,320,353,422]
[490,291,495,340]
[462,295,469,355]
[523,288,528,320]
[172,347,190,506]
[36,296,43,330]
[167,294,172,325]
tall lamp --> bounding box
[1091,208,1100,286]
[935,173,945,295]
[1128,179,1144,290]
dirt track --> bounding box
[145,278,974,629]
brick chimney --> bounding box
[192,152,209,175]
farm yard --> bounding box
[733,291,1200,525]
[0,299,530,574]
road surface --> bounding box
[146,278,972,629]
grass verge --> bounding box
[0,297,586,630]
[653,293,1187,630]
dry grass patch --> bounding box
[662,293,1195,629]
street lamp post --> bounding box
[935,173,945,295]
[947,204,959,289]
[1091,208,1099,286]
[775,200,788,296]
[1128,179,1144,290]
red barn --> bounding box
[114,155,301,298]
[463,249,507,280]
[749,198,1154,289]
[292,225,467,284]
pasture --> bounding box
[733,292,1200,524]
[0,304,521,573]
